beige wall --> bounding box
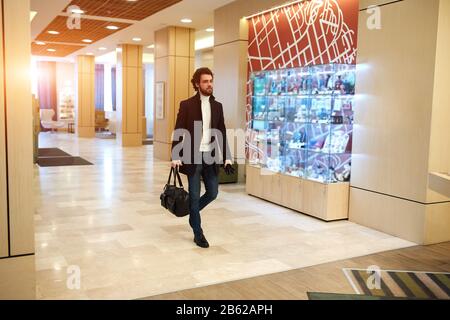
[427,0,450,202]
[214,0,287,182]
[116,44,144,147]
[350,0,450,244]
[195,48,214,70]
[0,0,36,299]
[153,26,195,160]
[76,55,95,138]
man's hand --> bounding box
[171,160,182,168]
[224,160,235,175]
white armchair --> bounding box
[40,109,65,132]
[105,111,117,134]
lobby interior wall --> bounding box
[0,0,36,299]
[350,0,450,244]
[195,48,214,70]
[214,0,287,182]
[116,44,144,147]
[153,26,195,160]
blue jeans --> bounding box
[187,162,218,237]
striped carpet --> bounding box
[343,268,450,300]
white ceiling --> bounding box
[30,0,235,63]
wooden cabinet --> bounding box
[303,179,328,220]
[281,174,303,211]
[246,165,263,198]
[246,165,349,221]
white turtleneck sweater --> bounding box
[199,93,212,152]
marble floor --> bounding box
[34,132,415,300]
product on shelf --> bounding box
[249,63,356,183]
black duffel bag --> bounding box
[160,167,190,217]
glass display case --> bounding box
[249,64,355,183]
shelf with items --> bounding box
[247,63,356,220]
[58,90,75,123]
[248,63,355,183]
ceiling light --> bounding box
[48,30,59,35]
[35,41,46,45]
[30,11,37,22]
[99,47,107,51]
[132,37,142,42]
[47,49,56,52]
[206,28,214,32]
[71,9,84,14]
[82,39,93,43]
[106,25,119,30]
[181,18,192,23]
[86,53,94,56]
[147,44,155,49]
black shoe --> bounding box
[194,234,209,248]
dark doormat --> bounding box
[37,156,93,167]
[38,148,72,157]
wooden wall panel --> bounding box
[0,255,35,299]
[351,0,440,203]
[427,0,450,203]
[4,0,34,255]
[154,26,194,160]
[350,187,426,244]
[349,0,450,245]
[175,27,190,57]
[424,202,450,244]
[118,44,143,146]
[246,165,263,197]
[174,56,190,126]
[76,55,95,137]
[0,7,8,258]
[281,174,303,212]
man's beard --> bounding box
[199,86,213,96]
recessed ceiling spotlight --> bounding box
[30,11,38,22]
[99,47,107,51]
[206,28,214,32]
[47,49,56,52]
[47,30,59,35]
[86,53,94,56]
[71,9,85,14]
[132,37,142,42]
[106,25,119,30]
[35,41,46,45]
[82,39,93,43]
[181,18,192,23]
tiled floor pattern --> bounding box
[34,132,415,299]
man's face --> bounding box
[197,74,214,96]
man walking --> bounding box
[171,68,234,248]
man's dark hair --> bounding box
[191,67,214,92]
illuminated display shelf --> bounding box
[246,64,356,221]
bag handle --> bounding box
[167,167,174,185]
[167,167,184,188]
[174,167,184,188]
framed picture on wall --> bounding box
[155,81,165,120]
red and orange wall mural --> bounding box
[245,0,359,161]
